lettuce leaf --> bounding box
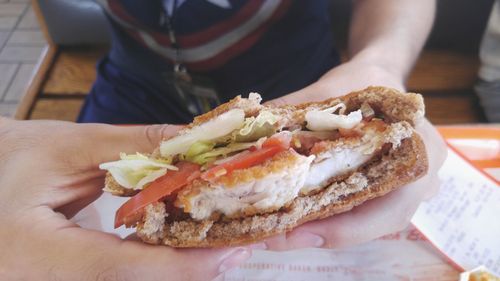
[234,110,280,142]
[185,141,215,160]
[99,153,177,190]
[186,142,256,165]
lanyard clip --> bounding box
[174,63,192,82]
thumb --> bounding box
[120,244,252,281]
[264,82,329,107]
[25,226,253,281]
[76,123,184,167]
[0,120,183,213]
[0,119,184,171]
[264,91,305,107]
[87,231,252,281]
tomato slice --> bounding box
[292,131,339,153]
[201,145,285,181]
[201,134,290,181]
[338,128,362,138]
[114,161,200,228]
[262,132,291,149]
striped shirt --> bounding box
[80,0,339,123]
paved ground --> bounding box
[0,0,46,117]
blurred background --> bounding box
[0,0,496,123]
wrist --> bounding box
[349,46,410,83]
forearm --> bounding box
[269,0,436,104]
[348,0,436,81]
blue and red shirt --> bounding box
[78,0,340,124]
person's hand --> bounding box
[0,118,252,281]
[264,60,447,250]
[269,58,405,106]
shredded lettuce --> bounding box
[185,141,216,163]
[234,110,280,142]
[185,141,215,159]
[99,153,177,190]
[119,152,173,164]
[186,142,256,165]
[160,109,245,157]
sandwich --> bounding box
[99,86,428,247]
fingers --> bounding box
[415,119,447,199]
[0,120,184,213]
[58,228,251,281]
[124,233,142,242]
[263,119,448,251]
[265,167,441,251]
[0,120,183,171]
[6,201,252,281]
[266,168,443,249]
[53,176,104,219]
[264,92,304,107]
[264,84,324,107]
[417,119,447,165]
[73,123,184,169]
[9,219,253,281]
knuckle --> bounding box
[93,267,121,281]
[322,240,336,249]
[264,98,288,107]
[323,228,338,246]
[0,120,21,165]
[0,119,12,141]
[159,124,179,140]
[87,261,132,281]
[142,125,176,151]
[143,125,159,148]
[170,252,219,281]
[141,125,162,151]
[321,224,345,249]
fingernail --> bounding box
[249,242,267,250]
[219,248,251,273]
[286,232,325,249]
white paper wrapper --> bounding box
[222,225,458,281]
[71,145,498,280]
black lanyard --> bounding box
[161,0,191,82]
[159,0,221,115]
